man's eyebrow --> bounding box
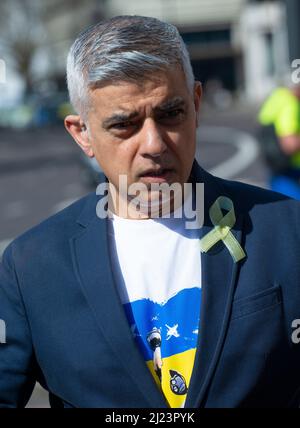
[102,97,186,128]
[155,97,186,112]
[102,111,139,128]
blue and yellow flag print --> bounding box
[123,287,201,407]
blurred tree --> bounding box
[0,0,44,97]
[0,0,108,98]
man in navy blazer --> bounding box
[1,15,300,408]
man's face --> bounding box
[68,66,201,213]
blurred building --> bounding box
[107,0,247,97]
[0,0,293,105]
[105,0,290,102]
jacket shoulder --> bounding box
[217,176,300,231]
[5,192,97,257]
[219,175,298,205]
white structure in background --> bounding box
[0,67,24,108]
[238,1,289,102]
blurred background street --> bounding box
[0,0,299,408]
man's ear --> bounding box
[64,115,94,158]
[194,81,202,127]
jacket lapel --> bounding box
[185,165,245,408]
[70,192,167,408]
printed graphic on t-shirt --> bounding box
[123,287,201,408]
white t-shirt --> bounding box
[107,192,202,407]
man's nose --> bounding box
[139,119,167,157]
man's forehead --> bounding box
[89,67,191,111]
[111,96,187,113]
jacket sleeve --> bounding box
[0,243,36,407]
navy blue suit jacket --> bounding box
[1,161,300,408]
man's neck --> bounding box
[108,184,188,220]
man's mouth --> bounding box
[138,168,174,183]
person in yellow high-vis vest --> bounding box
[258,84,300,199]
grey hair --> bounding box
[66,15,195,118]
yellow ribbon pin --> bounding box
[199,196,246,263]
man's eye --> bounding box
[158,109,185,123]
[112,122,133,129]
[165,109,183,117]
